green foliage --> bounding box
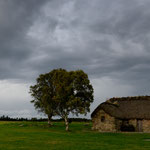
[51,69,94,116]
[29,72,57,118]
[30,68,94,130]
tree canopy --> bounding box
[30,68,94,131]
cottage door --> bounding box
[137,119,143,132]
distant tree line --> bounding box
[0,115,45,121]
[0,115,91,122]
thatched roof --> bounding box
[91,96,150,119]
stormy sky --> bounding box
[0,0,150,118]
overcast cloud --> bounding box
[0,0,150,118]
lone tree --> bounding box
[30,73,57,126]
[30,68,94,131]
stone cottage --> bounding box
[91,96,150,132]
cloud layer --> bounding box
[0,0,150,117]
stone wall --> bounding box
[115,119,150,132]
[92,109,150,132]
[129,119,137,128]
[92,109,117,132]
[115,119,136,131]
[129,119,150,132]
[142,120,150,132]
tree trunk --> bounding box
[48,114,52,126]
[64,116,69,131]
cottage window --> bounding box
[101,116,105,122]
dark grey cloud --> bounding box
[0,0,48,80]
[1,0,150,117]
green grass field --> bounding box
[0,121,150,150]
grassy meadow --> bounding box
[0,121,150,150]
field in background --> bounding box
[0,121,150,150]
